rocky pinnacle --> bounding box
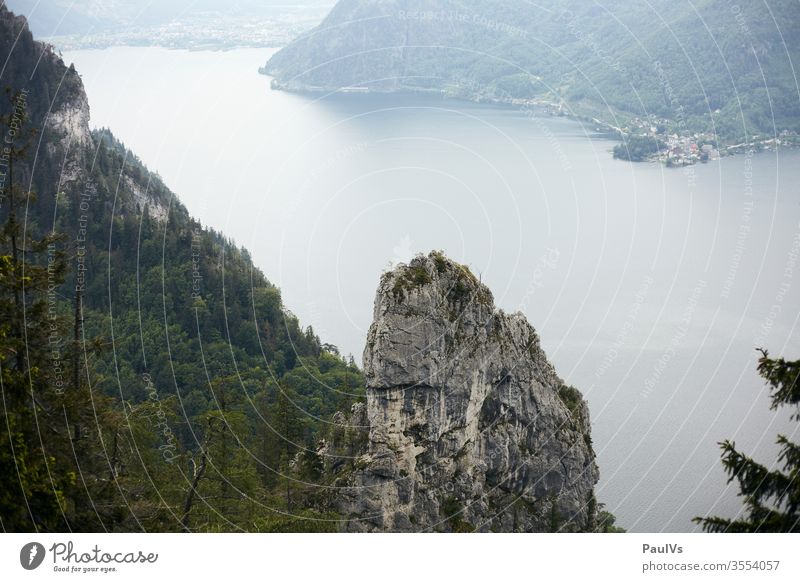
[325,251,598,532]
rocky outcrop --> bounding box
[325,251,597,532]
[46,77,92,149]
[0,5,172,224]
[43,85,92,190]
[1,6,90,192]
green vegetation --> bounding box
[266,0,800,144]
[694,350,800,532]
[557,384,584,414]
[390,252,493,310]
[392,265,432,300]
[0,95,76,530]
[597,507,626,533]
[448,279,471,305]
[430,249,449,274]
[441,496,473,532]
[392,261,433,298]
[0,120,363,532]
[612,135,663,162]
[446,258,493,309]
[586,493,625,532]
[0,6,364,531]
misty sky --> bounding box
[3,0,335,37]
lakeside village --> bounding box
[453,88,800,166]
[524,97,800,166]
[600,115,799,166]
[449,90,800,166]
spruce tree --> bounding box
[695,350,800,532]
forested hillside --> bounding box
[0,4,362,532]
[264,0,800,143]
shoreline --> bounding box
[264,77,799,167]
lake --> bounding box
[64,46,800,532]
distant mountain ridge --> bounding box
[4,0,335,37]
[263,0,800,142]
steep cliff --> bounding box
[0,4,173,221]
[324,251,597,532]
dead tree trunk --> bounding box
[180,450,207,533]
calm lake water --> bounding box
[65,46,800,532]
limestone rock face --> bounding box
[46,86,92,151]
[0,4,173,224]
[43,87,92,189]
[330,251,598,532]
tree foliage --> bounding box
[0,9,365,530]
[694,350,800,532]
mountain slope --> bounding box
[263,0,800,141]
[1,4,362,532]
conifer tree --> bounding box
[0,90,72,531]
[695,350,800,532]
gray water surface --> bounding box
[65,46,800,532]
